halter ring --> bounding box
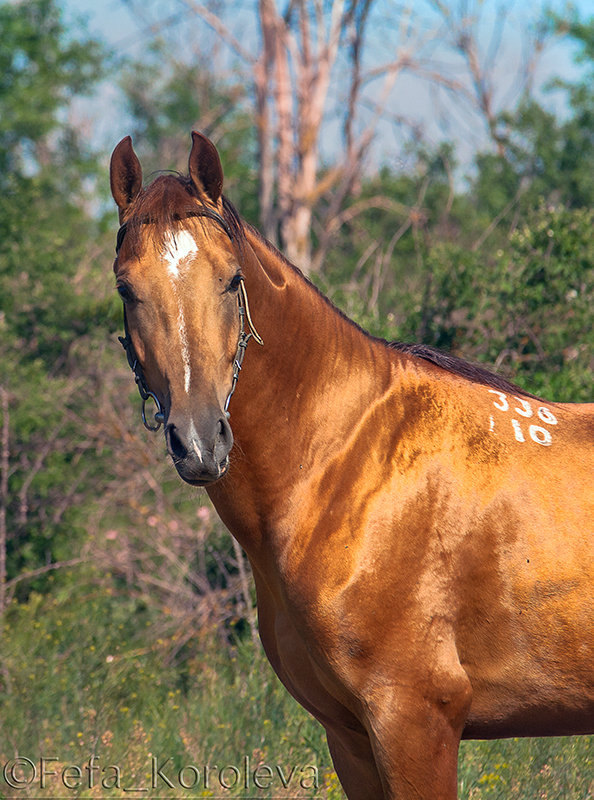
[141,392,165,432]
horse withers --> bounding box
[110,131,594,799]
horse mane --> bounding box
[387,342,537,399]
[126,174,535,400]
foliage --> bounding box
[0,580,330,799]
[472,95,594,217]
[458,736,594,799]
[0,0,104,174]
[0,0,113,583]
[471,13,594,218]
[0,0,108,366]
[397,204,593,401]
[0,3,592,800]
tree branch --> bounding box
[179,0,255,64]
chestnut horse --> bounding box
[110,132,593,799]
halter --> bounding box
[223,279,264,417]
[115,207,263,432]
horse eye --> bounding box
[228,274,243,292]
[117,283,135,303]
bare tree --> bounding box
[425,1,548,154]
[121,0,447,272]
[117,0,552,275]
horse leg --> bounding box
[326,723,386,800]
[365,670,473,799]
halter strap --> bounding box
[118,308,164,431]
[223,279,264,417]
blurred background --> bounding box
[0,0,592,796]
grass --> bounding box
[0,574,591,799]
[459,737,593,799]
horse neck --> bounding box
[207,227,394,558]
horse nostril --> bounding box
[217,417,231,444]
[166,424,187,460]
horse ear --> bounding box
[188,131,223,205]
[110,136,143,215]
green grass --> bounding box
[459,737,593,799]
[0,577,331,798]
[0,575,591,799]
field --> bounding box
[0,574,591,799]
[2,3,593,798]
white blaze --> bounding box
[163,229,199,277]
[162,230,199,393]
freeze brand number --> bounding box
[488,390,558,447]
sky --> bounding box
[59,0,591,177]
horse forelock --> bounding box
[119,174,245,259]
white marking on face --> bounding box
[178,313,191,394]
[162,230,199,278]
[188,421,203,461]
[161,229,198,393]
[489,415,495,433]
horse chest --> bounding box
[260,599,367,725]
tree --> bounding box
[0,0,108,603]
[0,0,103,174]
[122,0,545,273]
[469,12,594,223]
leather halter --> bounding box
[115,207,263,432]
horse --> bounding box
[109,131,594,799]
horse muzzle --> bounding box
[165,413,233,486]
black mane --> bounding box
[388,342,537,399]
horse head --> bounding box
[110,132,259,486]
